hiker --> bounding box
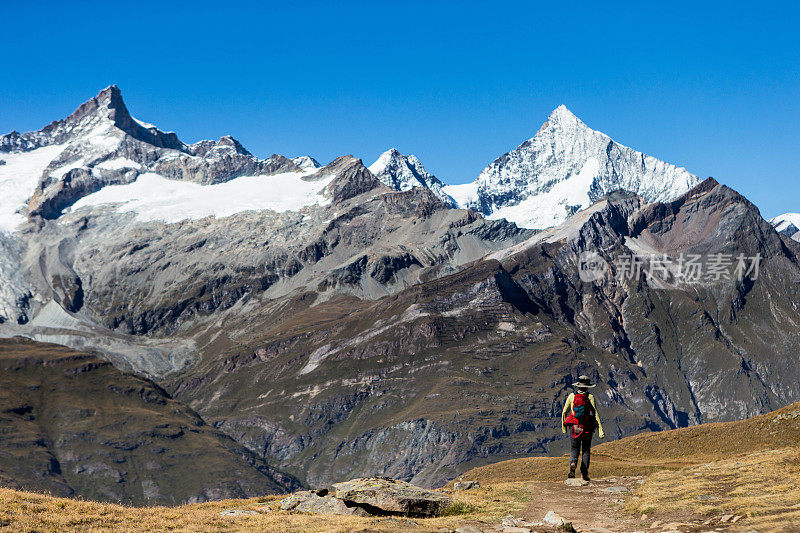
[561,375,605,481]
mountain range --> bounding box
[1,86,798,503]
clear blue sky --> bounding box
[2,1,798,217]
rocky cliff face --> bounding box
[368,148,456,206]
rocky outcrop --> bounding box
[319,155,386,203]
[280,478,452,517]
[279,490,370,515]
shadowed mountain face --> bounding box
[1,87,799,497]
[0,338,301,504]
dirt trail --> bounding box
[496,475,738,533]
[518,476,645,532]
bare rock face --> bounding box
[317,155,387,203]
[0,338,301,505]
[279,490,369,516]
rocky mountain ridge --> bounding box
[368,148,456,206]
[0,86,531,373]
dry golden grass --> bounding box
[625,447,800,532]
[0,482,535,532]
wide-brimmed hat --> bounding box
[572,375,596,388]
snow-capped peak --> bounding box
[547,104,583,127]
[368,148,455,206]
[443,105,701,229]
[770,213,800,242]
[292,155,322,172]
[0,85,308,227]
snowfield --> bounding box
[0,144,67,232]
[70,170,335,223]
[441,181,479,207]
[486,157,600,229]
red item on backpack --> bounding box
[568,392,595,438]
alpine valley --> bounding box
[1,86,799,504]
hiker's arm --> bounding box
[561,393,573,433]
[590,395,605,438]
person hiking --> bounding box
[561,375,604,481]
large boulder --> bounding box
[279,490,368,516]
[330,477,452,518]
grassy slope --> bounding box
[459,400,800,532]
[2,400,799,531]
[459,399,800,483]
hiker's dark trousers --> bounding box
[569,432,592,473]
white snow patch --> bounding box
[292,156,321,171]
[132,116,156,129]
[49,159,85,179]
[442,181,479,207]
[770,213,800,240]
[486,198,609,262]
[367,150,394,176]
[71,170,335,223]
[486,157,600,229]
[95,158,143,171]
[82,124,123,151]
[0,144,67,232]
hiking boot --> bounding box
[580,468,590,482]
[567,464,576,479]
